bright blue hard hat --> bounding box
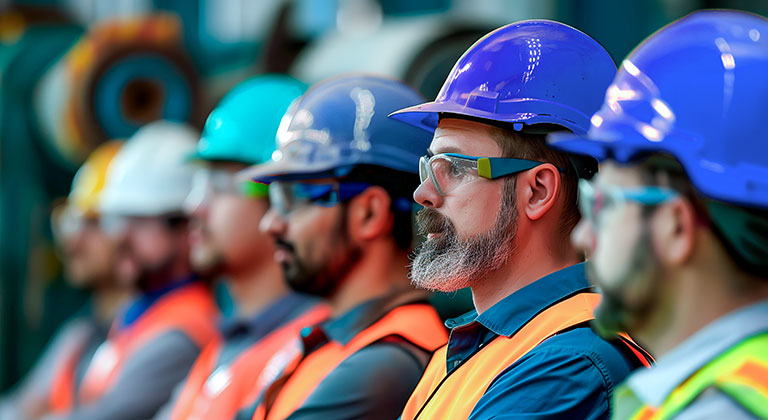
[549,10,768,209]
[388,20,617,135]
[241,74,432,182]
[191,74,307,165]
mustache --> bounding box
[415,208,455,236]
[274,237,297,254]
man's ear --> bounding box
[652,198,697,266]
[518,163,560,221]
[347,186,394,243]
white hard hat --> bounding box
[99,120,199,216]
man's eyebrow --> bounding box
[428,146,463,155]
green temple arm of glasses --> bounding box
[442,153,561,179]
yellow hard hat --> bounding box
[69,141,123,217]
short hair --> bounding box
[486,126,581,242]
[638,155,768,280]
[342,165,419,250]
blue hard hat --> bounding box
[241,74,433,182]
[388,20,617,135]
[549,10,768,209]
[191,74,307,165]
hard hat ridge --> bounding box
[241,74,433,183]
[388,19,617,135]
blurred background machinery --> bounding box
[0,0,766,391]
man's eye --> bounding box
[450,163,462,176]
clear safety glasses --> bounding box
[185,168,270,212]
[268,181,371,216]
[50,204,96,242]
[419,152,554,196]
[578,179,679,228]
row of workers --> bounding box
[2,8,767,420]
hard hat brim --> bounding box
[237,158,353,184]
[389,99,588,134]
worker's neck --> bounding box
[327,240,411,317]
[636,264,768,357]
[142,257,193,292]
[228,260,288,319]
[471,230,579,315]
[94,284,132,324]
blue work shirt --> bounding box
[444,263,641,420]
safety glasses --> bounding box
[186,168,269,211]
[51,204,96,242]
[419,152,552,196]
[578,179,679,228]
[268,181,372,216]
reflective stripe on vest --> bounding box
[77,283,217,405]
[168,303,330,420]
[622,333,768,420]
[402,292,607,420]
[252,303,448,420]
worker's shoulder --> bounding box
[468,327,631,419]
[498,325,636,391]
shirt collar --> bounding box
[119,275,198,329]
[625,299,768,407]
[320,288,431,345]
[219,292,319,339]
[445,263,593,337]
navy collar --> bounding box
[319,288,431,346]
[445,263,593,337]
[119,276,197,329]
[219,292,319,339]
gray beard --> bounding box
[410,180,518,293]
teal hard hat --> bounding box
[192,74,308,165]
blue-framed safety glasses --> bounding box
[578,179,679,228]
[419,152,553,196]
[268,181,372,216]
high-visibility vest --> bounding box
[251,303,448,420]
[401,292,653,420]
[168,303,330,420]
[619,333,768,420]
[49,324,95,412]
[51,282,217,413]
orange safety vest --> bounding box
[168,303,331,420]
[49,327,92,411]
[400,292,653,420]
[50,282,217,413]
[252,303,448,420]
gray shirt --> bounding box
[237,289,437,420]
[0,316,105,420]
[617,300,768,419]
[153,293,320,420]
[42,330,201,420]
